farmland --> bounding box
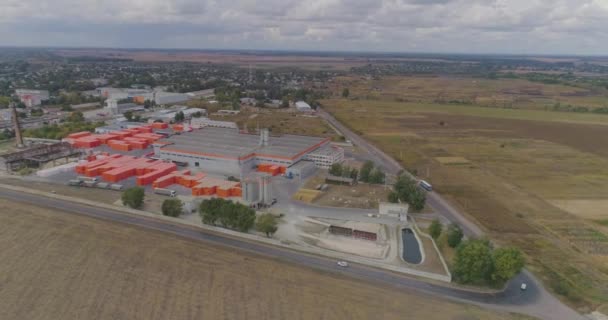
[0,199,530,320]
[321,95,608,312]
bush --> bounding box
[122,187,145,209]
[447,224,464,248]
[161,199,183,217]
[429,219,442,239]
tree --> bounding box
[492,247,525,284]
[198,198,256,232]
[369,168,385,184]
[121,187,145,209]
[429,219,443,240]
[447,224,464,248]
[387,191,399,203]
[281,99,289,108]
[359,160,374,182]
[329,163,343,176]
[453,239,494,285]
[349,168,359,181]
[174,111,185,122]
[390,174,426,212]
[162,199,183,217]
[342,88,350,98]
[67,111,85,123]
[256,213,279,237]
[123,110,134,121]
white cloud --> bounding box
[0,0,607,54]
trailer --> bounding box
[68,179,82,186]
[83,181,97,188]
[110,184,123,191]
[96,182,110,189]
[77,176,98,182]
[154,188,177,197]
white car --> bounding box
[337,261,349,268]
[520,283,527,291]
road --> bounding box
[0,187,583,320]
[316,108,584,319]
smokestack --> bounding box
[259,128,269,146]
[10,103,24,148]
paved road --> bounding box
[316,108,584,320]
[0,188,583,320]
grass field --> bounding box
[322,97,608,312]
[0,199,532,320]
[209,108,340,139]
[332,75,608,110]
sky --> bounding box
[1,0,608,55]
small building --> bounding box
[379,202,409,221]
[305,145,344,169]
[154,92,191,105]
[15,89,50,108]
[295,101,312,112]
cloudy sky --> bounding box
[1,0,608,55]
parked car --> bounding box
[337,261,349,268]
[520,283,527,291]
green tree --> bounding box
[429,219,443,239]
[447,223,464,248]
[369,168,385,184]
[121,187,145,209]
[359,161,374,182]
[198,198,256,232]
[67,111,85,123]
[256,213,279,237]
[387,191,399,203]
[329,163,343,176]
[0,96,11,108]
[123,110,134,121]
[342,88,350,98]
[390,174,426,212]
[161,199,183,217]
[174,111,185,122]
[453,239,494,285]
[349,168,359,181]
[492,247,525,284]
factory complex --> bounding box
[59,120,343,204]
[154,127,341,176]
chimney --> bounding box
[259,128,269,146]
[11,103,24,148]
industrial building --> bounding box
[304,145,344,169]
[153,127,333,176]
[295,101,312,112]
[15,89,50,107]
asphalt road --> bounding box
[0,188,584,320]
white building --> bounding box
[304,145,344,169]
[15,89,50,107]
[379,202,409,221]
[295,101,312,112]
[190,117,238,129]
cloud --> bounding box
[0,0,607,54]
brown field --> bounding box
[322,98,608,311]
[0,199,532,320]
[331,75,608,110]
[209,108,340,139]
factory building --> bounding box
[190,117,238,129]
[304,145,344,169]
[153,127,332,176]
[15,89,50,108]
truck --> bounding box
[419,180,433,192]
[77,176,98,183]
[154,188,177,197]
[110,184,123,191]
[67,179,82,186]
[83,181,97,188]
[96,182,110,189]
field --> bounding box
[332,75,608,110]
[300,172,391,209]
[322,97,608,312]
[209,108,340,139]
[0,199,531,320]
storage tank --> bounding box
[260,175,273,204]
[241,178,260,203]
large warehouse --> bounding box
[153,127,339,176]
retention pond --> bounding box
[401,228,422,264]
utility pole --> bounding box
[10,102,24,148]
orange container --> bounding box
[152,122,169,129]
[67,131,91,139]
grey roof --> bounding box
[159,127,327,160]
